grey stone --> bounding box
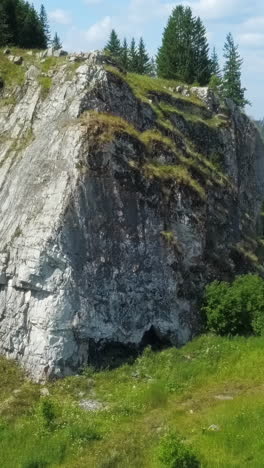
[208,424,221,432]
[79,399,104,411]
[40,387,50,397]
[0,273,7,285]
[8,56,23,65]
[14,56,23,65]
[47,47,55,57]
[214,395,234,401]
[3,49,11,55]
[53,50,68,57]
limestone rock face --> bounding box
[0,52,263,380]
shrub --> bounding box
[157,432,200,468]
[203,274,264,336]
[39,399,56,429]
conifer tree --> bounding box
[137,37,152,75]
[52,32,62,50]
[149,57,157,77]
[120,38,129,69]
[40,4,50,48]
[157,5,211,85]
[19,5,46,49]
[193,17,211,85]
[211,47,221,78]
[222,33,249,108]
[0,4,10,46]
[128,38,138,72]
[1,0,51,49]
[104,29,121,58]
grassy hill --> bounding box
[0,335,264,467]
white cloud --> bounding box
[238,33,264,47]
[49,9,72,25]
[185,0,241,20]
[243,16,264,29]
[128,0,175,23]
[84,16,112,43]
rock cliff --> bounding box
[0,50,264,379]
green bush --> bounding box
[203,274,264,336]
[39,399,56,429]
[157,432,200,468]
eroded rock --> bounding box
[0,53,263,380]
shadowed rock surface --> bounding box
[0,51,263,379]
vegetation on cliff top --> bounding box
[1,335,264,467]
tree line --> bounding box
[0,0,62,50]
[104,31,155,75]
[105,5,248,108]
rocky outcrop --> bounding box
[0,51,263,380]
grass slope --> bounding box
[0,336,264,467]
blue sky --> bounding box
[34,0,264,118]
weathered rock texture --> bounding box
[0,51,264,379]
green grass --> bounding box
[1,336,264,466]
[104,67,213,135]
[0,49,67,91]
[143,162,206,200]
[0,50,25,87]
[81,111,230,198]
[0,96,16,108]
[105,66,205,108]
[38,76,53,98]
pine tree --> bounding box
[19,5,46,49]
[0,4,10,46]
[222,33,249,108]
[157,5,211,85]
[211,47,221,78]
[120,38,128,69]
[137,37,152,75]
[128,38,138,72]
[1,0,51,49]
[193,17,211,85]
[52,32,62,50]
[2,0,18,45]
[40,4,50,48]
[104,29,121,58]
[149,57,157,77]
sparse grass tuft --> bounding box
[143,162,206,200]
[80,111,140,144]
[38,76,52,98]
[0,51,25,87]
[0,96,16,108]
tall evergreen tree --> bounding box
[211,47,221,78]
[19,5,46,49]
[104,29,121,58]
[149,57,157,77]
[157,5,211,85]
[2,0,18,45]
[52,32,62,50]
[137,37,152,75]
[128,38,138,72]
[222,33,248,108]
[193,17,211,85]
[0,4,10,46]
[40,4,50,48]
[1,0,51,49]
[120,38,129,69]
